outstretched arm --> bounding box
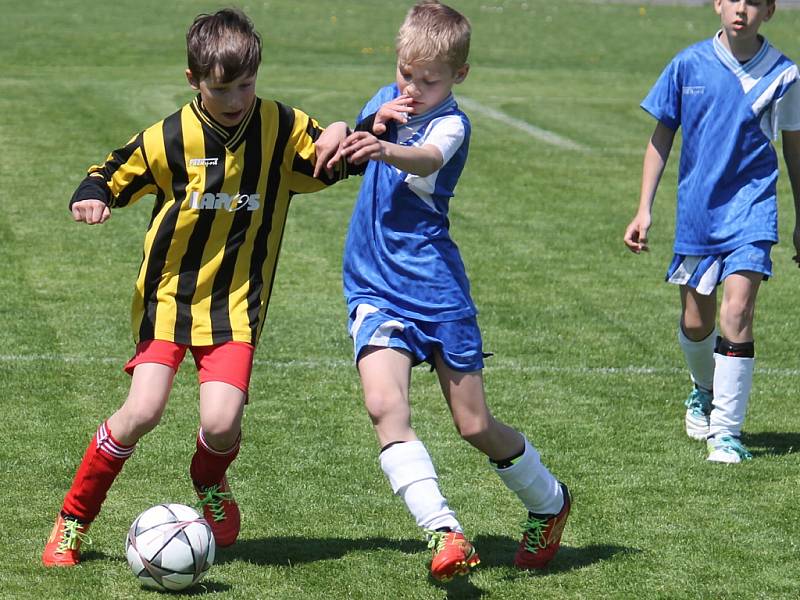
[314,95,417,178]
[623,121,675,253]
[782,129,800,267]
[340,131,443,177]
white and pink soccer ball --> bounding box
[126,503,215,592]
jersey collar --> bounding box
[713,30,771,79]
[190,95,258,152]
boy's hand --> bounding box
[623,212,651,253]
[340,131,384,165]
[72,199,111,224]
[373,95,414,135]
[314,121,349,179]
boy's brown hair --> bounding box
[187,8,262,82]
[396,0,471,71]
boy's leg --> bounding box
[708,271,760,463]
[191,342,252,547]
[43,362,175,566]
[434,358,568,570]
[359,346,472,581]
[678,285,717,440]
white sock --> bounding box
[678,326,716,392]
[709,353,754,438]
[492,437,563,515]
[380,441,460,532]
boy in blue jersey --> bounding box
[316,0,569,581]
[624,0,800,463]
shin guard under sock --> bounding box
[61,421,135,522]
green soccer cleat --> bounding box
[684,387,712,441]
[707,435,752,464]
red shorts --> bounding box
[124,340,255,394]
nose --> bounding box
[405,82,420,97]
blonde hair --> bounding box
[396,1,471,71]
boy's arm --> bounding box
[313,96,415,179]
[781,129,800,266]
[70,174,113,224]
[313,121,350,179]
[340,131,443,177]
[623,121,675,253]
[69,132,157,225]
[72,198,111,224]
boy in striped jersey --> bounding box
[316,0,569,581]
[624,0,800,463]
[43,8,351,566]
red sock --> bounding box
[190,428,240,487]
[61,421,135,522]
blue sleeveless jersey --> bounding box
[642,34,800,254]
[343,84,476,321]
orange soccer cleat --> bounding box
[426,530,480,582]
[42,514,91,567]
[514,482,571,570]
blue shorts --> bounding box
[665,241,773,295]
[348,303,485,372]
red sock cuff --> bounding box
[197,428,241,457]
[97,421,135,459]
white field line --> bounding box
[2,353,800,377]
[458,96,589,152]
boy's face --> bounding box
[395,59,469,116]
[186,67,257,127]
[714,0,775,42]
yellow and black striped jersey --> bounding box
[71,95,347,346]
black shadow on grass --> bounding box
[215,536,421,565]
[742,431,800,457]
[72,553,231,595]
[471,536,638,573]
[128,581,232,595]
[428,573,486,599]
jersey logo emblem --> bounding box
[682,86,705,96]
[188,157,219,167]
[189,191,261,211]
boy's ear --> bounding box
[454,63,470,84]
[185,69,200,90]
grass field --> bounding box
[2,1,800,598]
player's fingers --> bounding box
[100,206,111,223]
[90,204,105,224]
[373,122,387,135]
[325,148,343,170]
[342,136,368,155]
[71,205,84,222]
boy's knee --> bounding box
[120,407,163,439]
[364,391,407,422]
[201,425,241,451]
[455,415,492,444]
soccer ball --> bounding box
[126,503,215,592]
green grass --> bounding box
[2,0,800,598]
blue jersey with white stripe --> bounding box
[642,34,800,254]
[343,84,475,321]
